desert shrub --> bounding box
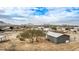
[20,30,45,38]
[65,28,69,30]
[17,29,45,43]
[51,26,57,30]
[16,34,25,41]
[9,26,14,30]
[19,37,25,41]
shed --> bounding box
[0,35,7,42]
[46,31,70,44]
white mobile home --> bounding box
[0,35,7,42]
[46,31,70,44]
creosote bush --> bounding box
[17,29,45,43]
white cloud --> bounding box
[0,7,79,25]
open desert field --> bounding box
[0,30,79,51]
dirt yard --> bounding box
[0,31,79,51]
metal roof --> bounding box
[47,31,63,37]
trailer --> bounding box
[0,35,7,42]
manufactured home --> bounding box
[46,31,70,44]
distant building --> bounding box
[46,31,70,44]
[74,27,79,31]
[38,27,44,30]
[43,28,52,32]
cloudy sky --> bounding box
[0,7,79,25]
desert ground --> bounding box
[0,30,79,51]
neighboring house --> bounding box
[46,31,70,44]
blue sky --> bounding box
[0,7,79,25]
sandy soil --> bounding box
[0,31,79,51]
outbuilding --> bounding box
[46,31,70,44]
